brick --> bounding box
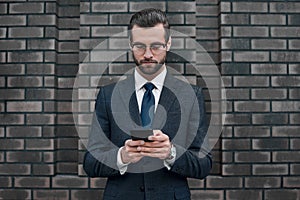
[27,64,55,75]
[92,2,128,13]
[0,28,6,38]
[252,39,286,50]
[0,89,24,100]
[80,14,108,25]
[32,164,55,176]
[235,151,270,163]
[234,101,270,112]
[45,51,56,62]
[291,164,300,175]
[0,63,25,75]
[291,139,300,150]
[253,113,288,125]
[58,6,79,17]
[26,88,54,100]
[59,30,79,40]
[71,190,104,200]
[0,52,6,62]
[252,88,287,100]
[234,51,269,62]
[0,177,12,188]
[57,138,78,149]
[197,5,218,16]
[43,152,54,163]
[58,18,80,29]
[28,39,55,50]
[272,101,300,112]
[272,76,300,87]
[288,14,300,25]
[0,3,7,14]
[0,164,30,175]
[221,26,231,37]
[26,114,55,125]
[80,2,90,13]
[233,2,267,13]
[223,139,250,150]
[56,150,77,162]
[273,126,300,137]
[222,39,250,50]
[270,2,300,13]
[220,2,231,12]
[207,176,242,188]
[221,14,249,25]
[0,40,26,50]
[167,1,195,12]
[251,14,286,25]
[225,114,251,125]
[0,114,24,125]
[15,177,50,188]
[34,190,69,200]
[222,164,251,176]
[8,52,43,63]
[251,64,287,74]
[7,101,42,112]
[46,2,56,14]
[9,27,43,38]
[92,26,127,37]
[222,63,250,75]
[0,189,31,200]
[52,176,88,188]
[57,53,79,64]
[253,138,289,150]
[0,139,24,150]
[187,178,204,188]
[57,162,77,174]
[234,76,269,87]
[289,88,300,99]
[169,14,185,25]
[234,27,268,37]
[271,27,300,38]
[0,15,26,26]
[130,2,166,12]
[253,164,288,175]
[274,151,300,162]
[28,14,56,26]
[191,190,223,200]
[245,177,281,188]
[45,27,58,38]
[7,126,41,137]
[197,17,218,28]
[196,29,218,40]
[290,114,300,124]
[226,190,262,200]
[272,52,300,62]
[284,177,300,188]
[265,189,299,200]
[289,40,300,50]
[26,139,54,150]
[9,2,43,13]
[7,151,42,162]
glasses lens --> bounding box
[132,43,166,55]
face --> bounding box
[131,24,171,78]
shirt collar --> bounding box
[134,66,167,92]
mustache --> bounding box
[140,59,158,64]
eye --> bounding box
[150,44,165,50]
[133,44,146,49]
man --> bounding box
[83,8,212,200]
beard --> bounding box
[133,54,166,75]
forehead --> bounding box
[131,24,165,43]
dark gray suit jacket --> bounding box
[83,71,212,200]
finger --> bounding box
[140,152,167,159]
[126,140,145,147]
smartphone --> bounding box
[130,129,153,142]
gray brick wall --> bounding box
[0,0,299,199]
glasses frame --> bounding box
[130,42,168,55]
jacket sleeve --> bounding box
[170,87,212,179]
[83,86,121,177]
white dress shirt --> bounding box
[117,66,176,174]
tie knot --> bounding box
[143,83,155,91]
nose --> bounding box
[143,47,153,58]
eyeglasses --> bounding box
[130,42,167,55]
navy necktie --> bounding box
[141,83,155,127]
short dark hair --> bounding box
[129,8,170,42]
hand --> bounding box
[121,139,144,164]
[138,130,172,160]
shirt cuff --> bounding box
[117,147,129,175]
[163,145,176,170]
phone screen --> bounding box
[130,129,153,142]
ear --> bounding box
[166,36,171,51]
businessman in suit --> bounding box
[83,8,212,200]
